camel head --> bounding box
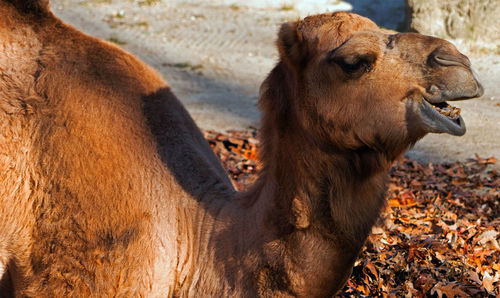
[262,12,483,158]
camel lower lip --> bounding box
[421,99,466,136]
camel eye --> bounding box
[337,59,371,73]
[329,52,376,78]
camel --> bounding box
[0,0,483,296]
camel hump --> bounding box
[6,0,50,14]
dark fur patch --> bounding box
[97,227,137,249]
[0,261,14,298]
[386,34,396,49]
[256,266,290,295]
[6,0,50,15]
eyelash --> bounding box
[337,59,372,73]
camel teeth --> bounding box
[434,104,461,119]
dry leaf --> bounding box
[469,271,482,285]
[477,230,500,250]
[431,282,468,298]
[365,262,378,280]
[482,271,496,294]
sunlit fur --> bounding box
[0,1,482,296]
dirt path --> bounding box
[51,0,500,164]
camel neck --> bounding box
[258,140,390,238]
[236,130,392,296]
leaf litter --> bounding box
[204,129,499,297]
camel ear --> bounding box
[8,0,50,14]
[277,22,305,68]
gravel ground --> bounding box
[50,0,500,164]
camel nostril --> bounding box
[428,49,470,68]
[434,55,464,67]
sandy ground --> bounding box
[50,0,500,164]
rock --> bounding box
[405,0,500,46]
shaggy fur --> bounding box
[0,1,482,296]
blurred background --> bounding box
[51,0,499,164]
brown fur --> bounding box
[0,2,482,297]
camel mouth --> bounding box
[420,98,466,136]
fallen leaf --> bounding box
[431,282,468,298]
[469,271,482,285]
[482,271,496,295]
[476,230,500,250]
[365,262,378,280]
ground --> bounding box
[50,0,499,165]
